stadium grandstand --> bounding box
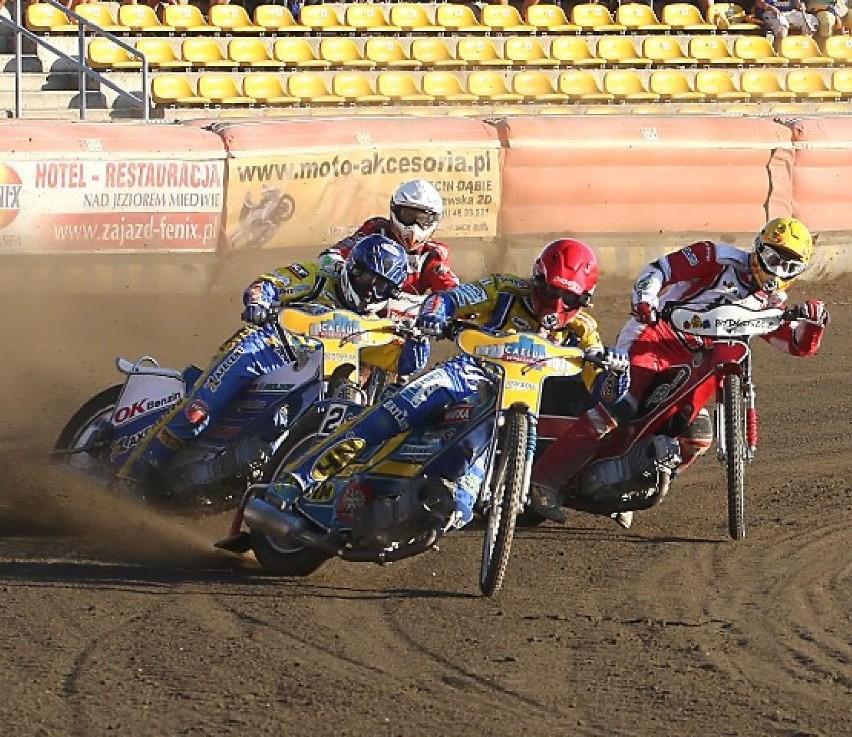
[2,0,852,120]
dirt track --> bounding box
[0,265,849,737]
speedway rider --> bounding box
[269,238,630,531]
[531,217,831,528]
[120,235,429,486]
[318,179,460,294]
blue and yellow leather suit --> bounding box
[280,273,607,529]
[120,262,420,482]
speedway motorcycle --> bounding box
[219,323,605,596]
[52,306,403,511]
[539,301,799,540]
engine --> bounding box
[578,435,682,511]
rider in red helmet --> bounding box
[265,238,630,532]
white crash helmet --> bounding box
[389,179,444,250]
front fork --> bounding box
[714,356,758,463]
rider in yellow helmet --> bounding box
[750,217,815,294]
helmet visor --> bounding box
[350,267,400,301]
[540,282,588,310]
[757,242,808,279]
[392,204,439,229]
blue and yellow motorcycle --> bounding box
[52,307,401,511]
[221,324,598,596]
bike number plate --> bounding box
[318,403,349,437]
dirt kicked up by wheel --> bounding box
[479,406,527,597]
[724,373,747,540]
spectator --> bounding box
[755,0,818,52]
[805,0,852,51]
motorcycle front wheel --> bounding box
[251,409,335,576]
[723,374,747,540]
[479,406,527,597]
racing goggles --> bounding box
[392,204,440,229]
[756,242,808,279]
[540,283,591,310]
[350,267,400,301]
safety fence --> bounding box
[0,114,850,292]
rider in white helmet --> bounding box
[319,179,459,295]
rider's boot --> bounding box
[529,483,567,524]
[611,511,634,529]
[675,407,714,474]
[419,477,457,526]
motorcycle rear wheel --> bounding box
[480,406,527,597]
[53,385,122,475]
[723,374,747,540]
[252,409,335,576]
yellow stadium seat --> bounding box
[825,35,852,66]
[435,4,488,33]
[152,73,209,106]
[421,71,479,101]
[345,4,400,34]
[504,37,559,67]
[376,71,434,102]
[571,3,625,32]
[688,37,742,66]
[87,38,141,70]
[550,36,605,67]
[182,38,237,68]
[286,71,344,104]
[694,69,751,100]
[615,2,670,32]
[389,3,445,34]
[733,36,789,66]
[319,38,375,69]
[642,36,696,67]
[209,5,263,34]
[558,70,614,102]
[708,3,761,32]
[365,38,418,69]
[411,38,463,68]
[661,3,715,32]
[26,3,76,32]
[332,71,390,104]
[274,38,329,69]
[604,69,661,101]
[597,36,651,67]
[785,69,839,99]
[833,68,852,97]
[467,71,523,102]
[740,69,795,100]
[253,5,309,34]
[136,39,190,69]
[198,73,255,105]
[457,37,507,67]
[512,70,568,102]
[228,38,278,68]
[75,3,128,33]
[164,5,219,33]
[242,72,298,104]
[118,4,174,33]
[526,5,580,33]
[649,69,705,100]
[299,5,353,33]
[481,5,535,33]
[779,36,833,67]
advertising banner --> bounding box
[216,118,502,252]
[0,123,226,255]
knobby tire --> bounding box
[480,406,527,597]
[724,374,747,540]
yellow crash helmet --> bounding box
[751,217,814,292]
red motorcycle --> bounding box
[536,301,800,540]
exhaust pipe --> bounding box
[244,497,442,565]
[243,497,342,555]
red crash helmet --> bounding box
[531,238,599,329]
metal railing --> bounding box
[0,0,150,120]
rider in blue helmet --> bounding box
[120,234,428,487]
